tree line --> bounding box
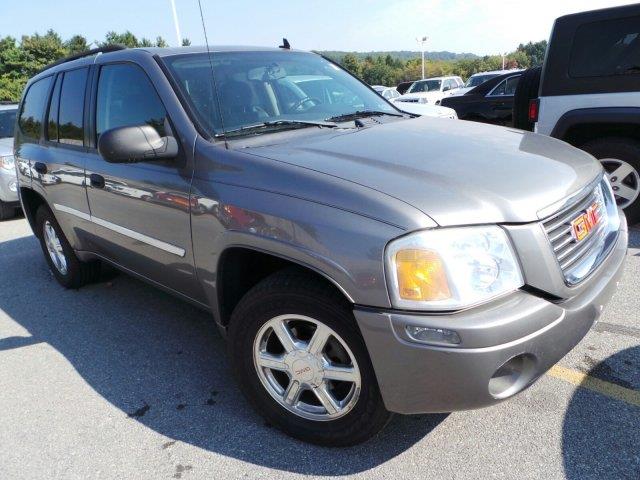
[323,40,547,87]
[0,28,547,102]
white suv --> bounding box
[514,4,640,224]
[396,76,463,105]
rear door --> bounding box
[17,69,93,249]
[83,61,198,297]
[485,75,521,125]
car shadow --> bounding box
[562,346,640,479]
[0,234,445,475]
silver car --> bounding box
[0,102,19,220]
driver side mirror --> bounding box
[98,124,178,164]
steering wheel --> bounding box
[290,96,321,112]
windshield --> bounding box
[408,80,441,93]
[0,109,17,139]
[464,74,499,88]
[164,51,398,136]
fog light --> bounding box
[406,325,461,346]
[8,180,17,192]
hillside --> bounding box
[320,50,479,62]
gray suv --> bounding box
[14,46,627,446]
[0,102,19,219]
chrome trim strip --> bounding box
[53,203,186,258]
[53,203,91,221]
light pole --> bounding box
[501,52,507,70]
[169,0,182,47]
[416,36,428,79]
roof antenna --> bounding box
[279,38,291,50]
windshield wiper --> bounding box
[325,110,404,122]
[216,119,338,138]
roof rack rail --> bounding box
[38,45,126,74]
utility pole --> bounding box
[501,52,507,70]
[169,0,182,47]
[416,36,428,79]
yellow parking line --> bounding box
[547,365,640,408]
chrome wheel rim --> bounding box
[253,314,361,421]
[601,158,640,209]
[43,220,67,275]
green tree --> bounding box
[101,31,140,48]
[517,40,548,67]
[65,35,88,55]
[155,36,168,48]
[340,53,361,77]
[181,38,191,46]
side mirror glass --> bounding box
[98,125,178,163]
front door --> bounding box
[83,62,198,298]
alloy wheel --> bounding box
[601,158,640,209]
[253,314,361,421]
[43,220,68,275]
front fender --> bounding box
[190,182,405,320]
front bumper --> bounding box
[0,167,19,203]
[354,217,628,414]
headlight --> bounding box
[418,97,429,104]
[0,155,15,171]
[385,226,523,310]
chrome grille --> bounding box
[542,179,619,285]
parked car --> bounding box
[373,85,457,118]
[396,80,414,95]
[396,76,464,105]
[15,45,627,446]
[452,69,522,97]
[441,71,522,126]
[0,102,20,220]
[513,4,640,224]
[371,85,401,101]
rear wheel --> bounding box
[0,201,17,221]
[581,137,640,225]
[228,269,391,446]
[35,205,101,288]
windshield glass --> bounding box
[408,80,441,93]
[0,109,17,139]
[164,51,398,136]
[464,74,498,88]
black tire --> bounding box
[228,269,392,446]
[0,201,17,221]
[35,205,101,289]
[581,137,640,226]
[512,66,542,131]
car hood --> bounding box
[0,137,13,156]
[242,117,603,226]
[393,101,456,118]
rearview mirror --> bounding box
[98,125,178,163]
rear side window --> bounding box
[19,76,53,139]
[58,68,89,146]
[489,76,520,96]
[0,109,17,139]
[96,63,167,140]
[570,15,640,78]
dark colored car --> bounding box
[13,45,627,446]
[441,71,522,126]
[396,80,414,95]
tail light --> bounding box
[528,99,539,123]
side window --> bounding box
[570,15,640,78]
[46,75,62,141]
[504,76,520,95]
[19,76,53,140]
[490,79,507,96]
[96,63,167,140]
[58,68,89,146]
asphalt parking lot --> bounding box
[0,217,638,480]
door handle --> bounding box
[89,173,105,189]
[34,162,47,175]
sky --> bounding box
[0,0,637,55]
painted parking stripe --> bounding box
[547,365,640,408]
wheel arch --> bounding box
[551,107,640,147]
[215,246,355,327]
[19,187,46,236]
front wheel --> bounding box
[581,137,640,226]
[0,201,17,221]
[228,269,391,446]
